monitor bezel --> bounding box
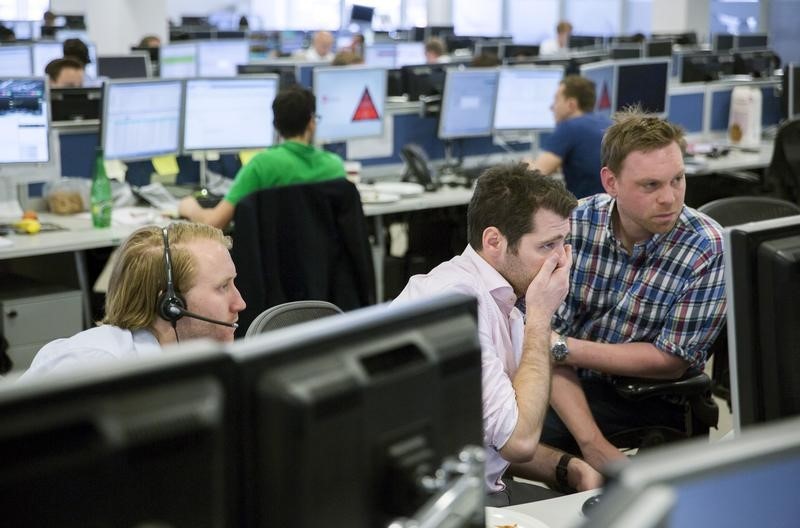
[0,76,52,168]
[96,52,152,79]
[101,78,184,161]
[181,75,280,154]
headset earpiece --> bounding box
[157,226,186,324]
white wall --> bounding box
[51,0,168,54]
[652,0,709,39]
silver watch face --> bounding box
[551,341,568,362]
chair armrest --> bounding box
[613,371,712,401]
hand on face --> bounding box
[525,243,572,319]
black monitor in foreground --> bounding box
[0,343,238,527]
[584,415,800,527]
[725,215,800,433]
[50,86,102,121]
[228,293,483,527]
[401,63,447,101]
[782,63,799,119]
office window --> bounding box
[0,0,49,20]
[566,0,622,36]
[452,0,503,36]
[508,0,559,44]
[252,0,341,30]
[343,0,401,30]
[625,0,652,35]
[710,0,760,35]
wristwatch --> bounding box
[551,333,569,363]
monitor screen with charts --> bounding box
[493,66,562,131]
[0,46,32,76]
[197,40,250,77]
[160,42,198,78]
[102,79,183,161]
[438,68,499,139]
[183,77,279,152]
[0,78,49,165]
[313,66,386,143]
[97,54,150,79]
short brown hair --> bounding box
[44,57,84,83]
[468,163,578,251]
[601,109,687,174]
[102,223,231,330]
[557,21,573,35]
[561,75,596,113]
[425,37,446,56]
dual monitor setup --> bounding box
[0,294,485,527]
[0,41,98,79]
[436,58,670,141]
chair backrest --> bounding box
[698,196,800,227]
[764,118,800,204]
[245,300,343,337]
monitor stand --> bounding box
[191,151,223,207]
[439,140,469,187]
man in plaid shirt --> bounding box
[541,111,727,471]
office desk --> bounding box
[684,140,773,176]
[505,489,599,528]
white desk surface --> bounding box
[683,140,773,176]
[504,489,599,528]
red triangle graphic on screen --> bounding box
[598,80,611,110]
[352,88,380,121]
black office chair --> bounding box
[762,118,800,205]
[698,196,800,407]
[608,196,800,450]
[245,300,343,337]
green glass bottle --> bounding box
[90,147,112,228]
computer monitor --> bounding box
[713,33,735,52]
[615,59,669,115]
[350,4,375,24]
[313,66,386,143]
[63,14,86,29]
[733,50,777,78]
[782,63,799,119]
[679,52,732,83]
[97,54,151,79]
[610,45,642,59]
[724,215,800,433]
[279,31,306,54]
[0,345,238,527]
[131,45,159,65]
[196,40,250,77]
[101,79,183,161]
[237,63,297,89]
[502,44,539,60]
[181,16,210,27]
[364,42,397,68]
[183,76,278,153]
[585,415,800,527]
[646,40,673,58]
[159,42,198,78]
[0,46,33,76]
[401,63,447,101]
[0,77,60,184]
[493,66,562,132]
[735,33,769,50]
[569,35,601,49]
[395,42,426,68]
[438,67,499,139]
[31,41,62,76]
[228,293,483,527]
[50,86,102,122]
[580,60,615,116]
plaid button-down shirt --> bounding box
[553,194,727,377]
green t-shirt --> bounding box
[224,141,345,205]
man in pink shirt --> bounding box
[393,164,601,506]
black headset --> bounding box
[156,225,238,329]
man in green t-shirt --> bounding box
[178,86,345,228]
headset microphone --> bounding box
[164,304,238,328]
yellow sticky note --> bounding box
[103,159,127,182]
[151,155,180,176]
[239,149,260,167]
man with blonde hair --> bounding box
[540,20,573,55]
[22,222,246,378]
[541,111,726,471]
[304,30,335,61]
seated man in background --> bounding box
[424,37,450,64]
[63,37,91,68]
[21,223,246,379]
[303,30,335,61]
[540,20,572,56]
[178,86,345,228]
[529,75,611,199]
[45,57,84,88]
[543,111,727,470]
[394,164,601,506]
[138,34,161,48]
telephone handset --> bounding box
[400,143,438,191]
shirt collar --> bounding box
[602,197,671,256]
[463,245,517,317]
